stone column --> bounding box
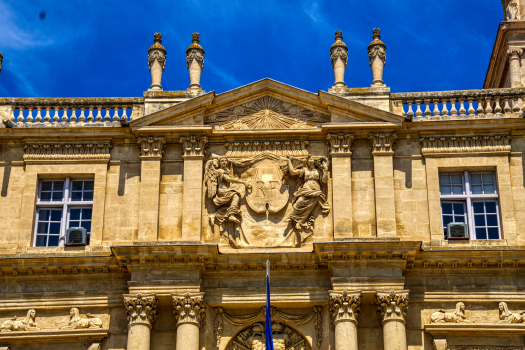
[180,136,208,241]
[368,29,387,87]
[330,30,348,88]
[172,293,206,350]
[186,33,205,95]
[148,33,166,91]
[329,290,361,350]
[124,294,158,350]
[508,48,523,88]
[137,137,166,241]
[369,133,397,238]
[376,290,409,350]
[327,133,354,239]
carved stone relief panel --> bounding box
[205,96,330,130]
[205,141,330,249]
[226,322,312,350]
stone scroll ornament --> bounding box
[430,302,470,323]
[215,306,321,349]
[124,294,158,329]
[173,293,207,329]
[497,302,525,323]
[1,309,40,332]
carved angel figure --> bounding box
[1,309,40,332]
[285,155,330,230]
[507,1,519,21]
[206,156,251,224]
[498,302,524,323]
[62,307,102,329]
[430,302,471,323]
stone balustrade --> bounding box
[0,97,143,126]
[391,88,525,121]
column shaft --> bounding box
[508,49,523,88]
[124,294,158,350]
[176,322,200,350]
[376,290,409,350]
[334,320,358,350]
[382,319,407,350]
[127,323,152,350]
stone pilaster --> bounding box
[148,33,166,91]
[124,294,158,350]
[376,290,409,350]
[180,136,208,241]
[327,133,354,239]
[368,28,387,87]
[369,132,397,238]
[137,137,166,241]
[329,290,361,350]
[172,293,206,350]
[508,48,523,88]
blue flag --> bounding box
[265,260,274,350]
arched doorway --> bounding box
[225,321,312,350]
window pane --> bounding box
[52,191,63,201]
[50,209,62,221]
[49,222,61,234]
[476,228,487,240]
[69,221,80,227]
[84,181,94,191]
[37,222,48,234]
[40,209,50,221]
[82,208,92,220]
[473,202,484,213]
[82,221,91,232]
[83,191,93,201]
[453,203,465,215]
[439,175,451,185]
[35,235,47,247]
[471,174,482,184]
[53,182,64,191]
[40,192,51,201]
[440,186,451,195]
[488,227,499,239]
[48,235,59,246]
[41,181,53,191]
[71,181,84,191]
[474,215,486,226]
[484,184,495,194]
[482,173,494,183]
[86,234,91,245]
[485,202,497,213]
[451,175,463,184]
[443,216,453,227]
[486,215,498,226]
[442,203,453,215]
[71,191,83,201]
[454,215,466,223]
[452,185,463,195]
[70,209,81,220]
[471,185,483,195]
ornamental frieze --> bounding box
[23,142,111,161]
[420,135,511,155]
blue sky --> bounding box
[0,0,502,98]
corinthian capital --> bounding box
[138,136,167,158]
[179,136,208,157]
[329,290,361,325]
[172,292,206,328]
[507,48,523,59]
[327,133,354,155]
[124,294,158,329]
[375,290,409,324]
[369,132,397,153]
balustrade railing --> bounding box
[0,98,144,126]
[391,88,525,121]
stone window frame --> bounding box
[19,163,107,251]
[34,177,94,247]
[439,170,502,240]
[425,155,517,244]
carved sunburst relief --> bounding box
[206,96,330,130]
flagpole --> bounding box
[265,259,274,350]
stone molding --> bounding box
[376,290,409,324]
[0,329,109,345]
[123,294,158,329]
[137,136,166,158]
[179,136,208,158]
[327,133,354,156]
[23,143,111,161]
[224,140,309,158]
[450,347,521,350]
[329,290,361,325]
[369,132,397,154]
[420,135,511,155]
[172,292,206,328]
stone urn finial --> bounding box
[186,32,205,93]
[368,28,387,87]
[0,52,3,74]
[330,30,348,88]
[148,32,167,91]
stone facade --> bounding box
[1,10,525,350]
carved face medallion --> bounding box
[245,160,289,214]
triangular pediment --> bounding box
[130,79,405,130]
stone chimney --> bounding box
[330,30,348,89]
[148,33,167,91]
[368,29,387,87]
[186,33,205,95]
[0,52,3,74]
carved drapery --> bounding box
[186,33,205,70]
[124,294,158,329]
[376,290,409,324]
[137,137,166,158]
[369,133,397,153]
[23,143,111,161]
[420,135,511,155]
[327,133,354,155]
[179,136,208,157]
[329,290,361,325]
[172,293,206,328]
[148,33,166,72]
[214,305,323,348]
[330,30,348,69]
[368,29,386,66]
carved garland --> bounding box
[420,135,511,155]
[23,143,111,161]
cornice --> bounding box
[0,328,109,345]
